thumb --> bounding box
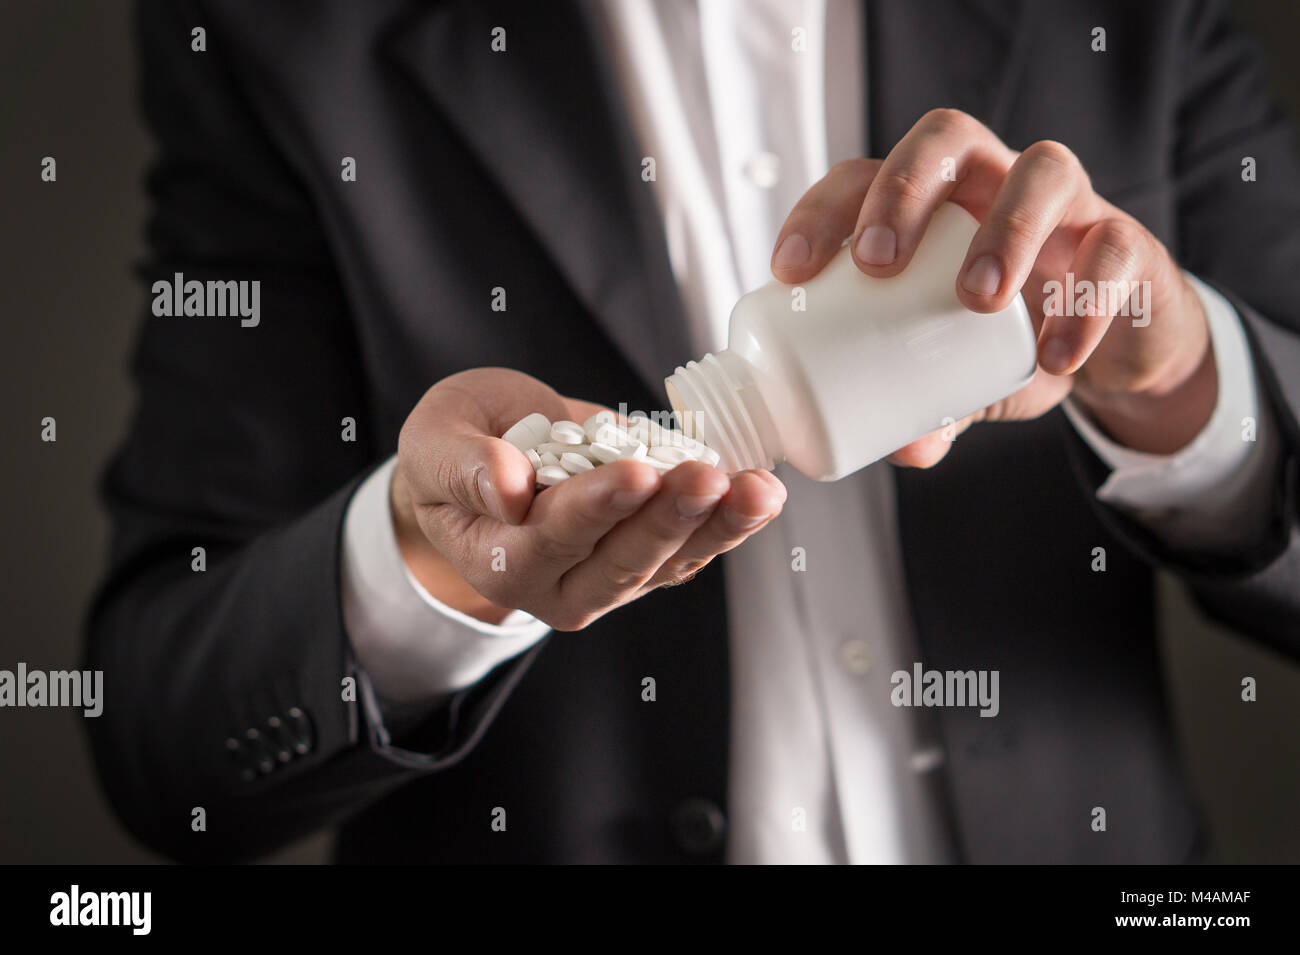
[424,433,535,525]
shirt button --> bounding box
[839,640,871,674]
[743,151,781,188]
[671,798,726,856]
[911,746,945,773]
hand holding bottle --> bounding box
[770,109,1216,466]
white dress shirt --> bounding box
[341,0,1279,863]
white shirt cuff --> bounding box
[340,456,551,706]
[1062,272,1280,553]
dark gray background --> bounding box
[2,1,1297,864]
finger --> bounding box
[885,413,978,469]
[956,140,1090,313]
[771,158,881,285]
[408,429,539,528]
[1037,216,1157,376]
[506,458,662,587]
[554,461,732,618]
[439,367,573,441]
[639,469,787,593]
[851,109,1015,277]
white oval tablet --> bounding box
[589,442,623,464]
[537,441,594,460]
[593,422,633,448]
[664,430,703,453]
[646,417,680,445]
[550,420,585,445]
[539,451,561,467]
[560,452,595,474]
[627,419,654,445]
[583,410,618,441]
[536,465,570,486]
[649,445,692,465]
[501,412,552,452]
[526,448,543,469]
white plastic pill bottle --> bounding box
[664,202,1039,481]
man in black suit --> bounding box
[86,0,1300,863]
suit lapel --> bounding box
[383,0,693,398]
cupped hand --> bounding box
[393,368,787,629]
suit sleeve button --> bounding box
[244,728,275,774]
[286,706,314,755]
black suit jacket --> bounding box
[85,0,1300,863]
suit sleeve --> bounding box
[1062,0,1300,662]
[83,0,539,863]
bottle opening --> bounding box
[665,350,778,473]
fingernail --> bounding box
[723,508,768,531]
[676,493,721,519]
[610,488,653,511]
[962,255,1002,296]
[773,234,811,270]
[854,225,896,266]
[477,471,504,522]
[1040,336,1073,374]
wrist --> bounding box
[390,464,514,625]
[1074,339,1217,457]
[1070,277,1217,455]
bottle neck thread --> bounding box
[664,349,780,473]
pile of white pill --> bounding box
[500,411,721,487]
